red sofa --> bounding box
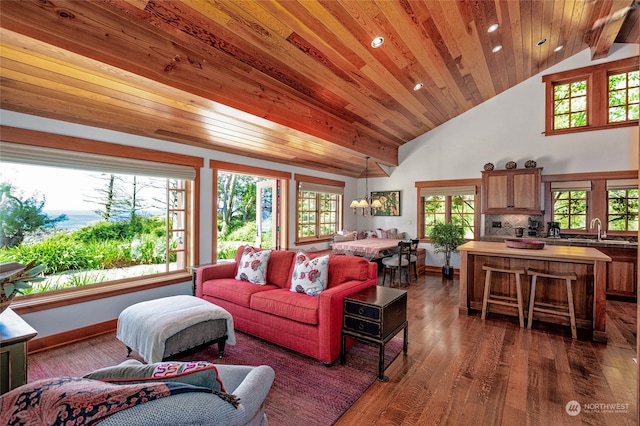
[195,247,377,364]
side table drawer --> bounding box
[345,300,381,320]
[344,315,381,338]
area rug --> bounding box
[28,331,403,426]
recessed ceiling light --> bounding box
[492,45,502,53]
[371,36,385,48]
[413,82,424,91]
[488,24,499,33]
[537,38,548,46]
[554,45,564,52]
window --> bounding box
[553,79,588,129]
[211,161,291,260]
[549,181,590,230]
[295,175,344,242]
[543,56,638,135]
[0,127,202,308]
[608,69,639,123]
[544,172,638,236]
[607,179,639,232]
[416,181,480,241]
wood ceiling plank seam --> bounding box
[546,0,565,68]
[494,0,519,89]
[482,0,514,91]
[567,0,591,57]
[345,0,411,70]
[504,0,525,84]
[549,0,571,66]
[312,0,443,124]
[477,0,511,96]
[355,4,455,126]
[412,0,482,111]
[420,15,481,108]
[174,0,422,143]
[519,0,534,78]
[536,0,555,74]
[435,0,496,104]
[528,0,543,76]
[318,2,462,128]
[388,0,473,116]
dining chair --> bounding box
[409,238,419,281]
[381,241,412,288]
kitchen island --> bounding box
[458,241,612,342]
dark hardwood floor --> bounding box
[336,274,637,426]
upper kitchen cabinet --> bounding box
[482,168,542,214]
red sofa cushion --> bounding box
[327,255,370,288]
[201,278,278,307]
[250,289,319,325]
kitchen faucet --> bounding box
[590,217,602,241]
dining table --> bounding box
[331,238,403,260]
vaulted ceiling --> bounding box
[0,0,638,177]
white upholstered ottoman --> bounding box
[117,295,236,363]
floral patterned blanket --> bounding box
[0,376,209,425]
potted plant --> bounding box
[0,261,46,314]
[428,221,465,278]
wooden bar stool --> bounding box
[481,264,526,327]
[527,269,578,339]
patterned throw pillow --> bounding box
[236,246,271,285]
[290,251,329,296]
[83,360,225,392]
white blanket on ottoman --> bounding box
[117,295,236,363]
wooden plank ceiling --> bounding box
[0,0,638,177]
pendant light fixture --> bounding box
[350,157,383,215]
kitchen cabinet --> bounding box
[598,247,637,300]
[482,167,542,214]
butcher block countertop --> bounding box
[457,241,612,263]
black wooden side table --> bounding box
[340,285,408,382]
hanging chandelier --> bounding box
[349,156,383,215]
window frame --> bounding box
[2,126,202,314]
[294,174,344,244]
[543,56,639,136]
[415,179,481,242]
[210,161,291,261]
[543,170,638,237]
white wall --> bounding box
[360,44,639,268]
[1,43,637,337]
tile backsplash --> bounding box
[484,214,545,237]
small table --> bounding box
[340,286,408,382]
[0,308,38,394]
[187,263,213,295]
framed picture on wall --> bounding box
[370,191,401,216]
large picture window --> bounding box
[0,127,201,309]
[295,175,344,243]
